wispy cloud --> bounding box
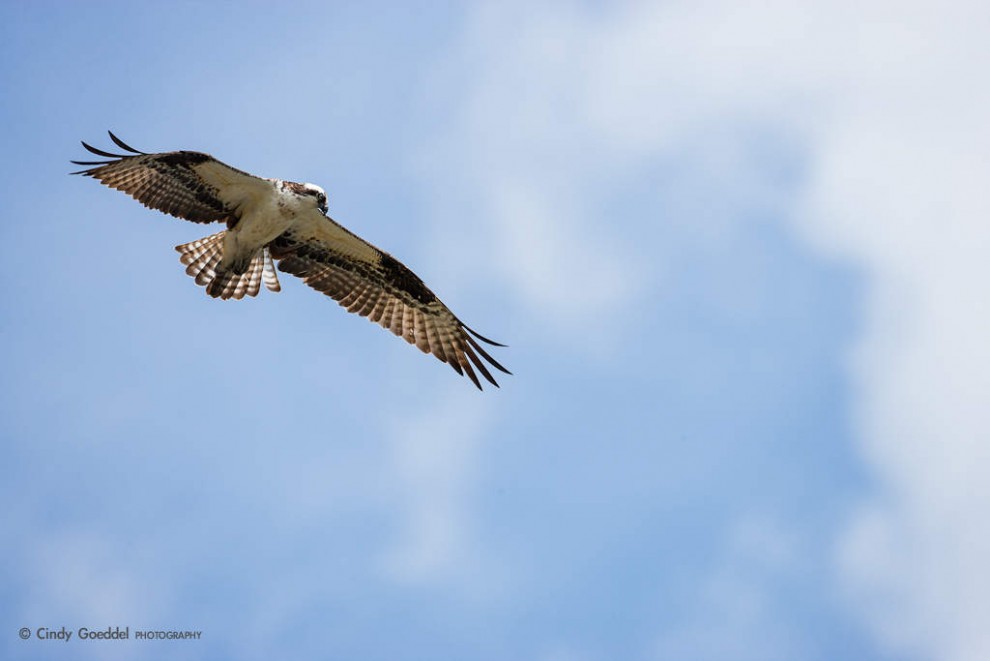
[5,2,988,658]
[421,1,990,658]
[414,4,650,349]
[651,516,802,661]
[792,5,990,660]
[379,386,497,589]
[20,529,164,661]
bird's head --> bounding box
[301,183,328,214]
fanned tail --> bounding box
[175,231,281,300]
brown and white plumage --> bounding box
[175,232,281,300]
[72,132,510,389]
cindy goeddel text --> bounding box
[20,626,203,641]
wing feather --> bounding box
[271,210,510,389]
[107,131,147,154]
[72,131,269,225]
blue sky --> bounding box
[2,2,988,660]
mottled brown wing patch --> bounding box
[275,249,509,390]
[72,132,234,224]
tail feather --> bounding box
[262,249,281,293]
[175,231,281,300]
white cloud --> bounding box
[23,531,160,624]
[651,516,802,661]
[415,4,648,349]
[19,530,164,660]
[425,1,990,658]
[379,386,497,588]
[794,6,990,660]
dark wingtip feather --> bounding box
[462,323,508,347]
[460,357,483,390]
[69,160,115,175]
[465,334,512,375]
[462,341,499,388]
[80,141,126,159]
[445,351,481,389]
[108,131,146,155]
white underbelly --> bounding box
[235,212,294,248]
[221,203,295,269]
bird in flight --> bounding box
[72,132,510,389]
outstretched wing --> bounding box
[270,209,511,390]
[71,131,271,225]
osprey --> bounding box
[72,132,510,390]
